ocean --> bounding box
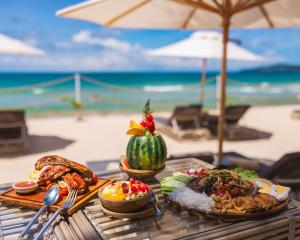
[0,71,300,115]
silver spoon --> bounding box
[150,194,162,217]
[19,186,60,239]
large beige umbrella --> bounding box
[146,31,262,104]
[0,33,45,56]
[57,0,300,166]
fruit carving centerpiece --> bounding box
[125,100,167,170]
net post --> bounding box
[74,73,81,105]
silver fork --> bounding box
[33,189,78,240]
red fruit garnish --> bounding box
[146,114,153,122]
[122,182,129,194]
[138,185,146,192]
[140,121,147,127]
[131,185,138,193]
[121,158,130,169]
[148,126,155,133]
[130,179,138,184]
[146,121,154,129]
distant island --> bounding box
[241,64,300,73]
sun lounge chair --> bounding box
[155,104,211,141]
[202,104,268,141]
[291,110,300,120]
[0,110,28,153]
[166,104,204,130]
[204,104,250,134]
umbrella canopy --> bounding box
[0,33,45,56]
[57,0,300,165]
[146,31,262,104]
[146,31,262,61]
[56,0,300,29]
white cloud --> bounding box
[54,41,74,49]
[24,36,39,46]
[72,30,139,53]
[262,49,285,63]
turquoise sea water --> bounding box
[0,71,300,114]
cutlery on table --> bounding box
[150,193,162,217]
[33,189,78,240]
[19,186,60,239]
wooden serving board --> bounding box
[0,178,113,215]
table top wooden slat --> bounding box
[1,157,300,240]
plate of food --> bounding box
[99,179,155,218]
[161,168,290,220]
[0,155,113,215]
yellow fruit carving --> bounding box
[126,120,144,136]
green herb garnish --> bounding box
[232,167,258,180]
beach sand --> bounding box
[1,104,300,183]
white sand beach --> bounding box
[1,104,300,183]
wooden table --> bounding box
[1,158,300,240]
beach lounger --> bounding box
[155,104,211,141]
[167,104,204,130]
[204,104,251,133]
[0,110,28,153]
[202,104,266,140]
[291,110,300,120]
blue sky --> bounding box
[0,0,300,72]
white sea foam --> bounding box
[260,82,270,88]
[239,86,256,93]
[33,88,44,95]
[143,85,183,92]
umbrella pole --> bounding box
[217,15,230,166]
[200,58,207,105]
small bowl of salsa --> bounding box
[12,181,39,194]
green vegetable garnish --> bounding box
[232,167,258,180]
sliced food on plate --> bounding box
[161,168,290,217]
[29,155,98,195]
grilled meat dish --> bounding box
[254,193,278,209]
[35,155,97,195]
[186,169,279,214]
[63,173,88,194]
[35,155,93,183]
[188,169,257,197]
[38,165,70,184]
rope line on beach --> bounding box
[0,75,74,93]
[3,92,75,109]
[80,75,218,92]
[81,75,146,93]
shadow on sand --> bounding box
[224,126,272,141]
[0,135,75,158]
[87,160,120,176]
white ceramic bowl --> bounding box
[12,181,39,194]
